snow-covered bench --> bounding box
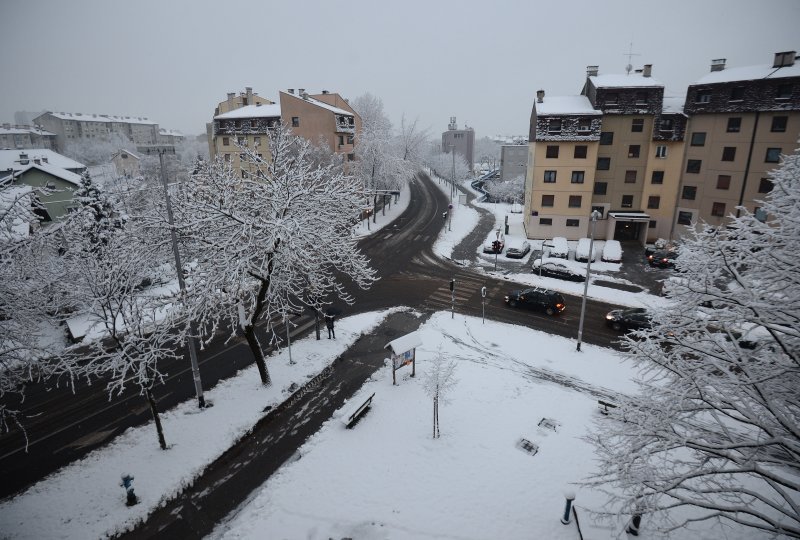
[341,392,375,428]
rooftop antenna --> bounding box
[624,42,640,75]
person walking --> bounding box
[325,313,336,339]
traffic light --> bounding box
[449,279,455,292]
[492,240,501,253]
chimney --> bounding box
[586,65,599,77]
[642,64,652,77]
[773,51,797,68]
[536,90,545,103]
[710,58,726,72]
[227,92,235,99]
[322,89,329,94]
[299,88,306,95]
[288,88,295,94]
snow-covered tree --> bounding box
[486,175,524,204]
[585,147,800,537]
[58,212,178,450]
[63,132,137,166]
[73,170,119,247]
[174,124,377,386]
[426,148,470,183]
[422,350,458,439]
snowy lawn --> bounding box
[209,312,751,540]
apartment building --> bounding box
[500,144,527,181]
[524,51,798,244]
[676,52,800,229]
[33,111,182,154]
[208,87,361,177]
[0,124,57,150]
[441,117,475,167]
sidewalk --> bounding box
[120,310,430,539]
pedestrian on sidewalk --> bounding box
[325,313,336,339]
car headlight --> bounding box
[606,313,615,320]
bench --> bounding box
[598,399,618,415]
[342,392,375,428]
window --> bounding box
[546,145,559,158]
[729,86,745,101]
[591,206,605,218]
[347,153,355,161]
[239,152,247,162]
[758,178,773,193]
[254,136,261,146]
[695,90,711,103]
[631,119,644,132]
[678,211,693,225]
[543,170,557,183]
[541,194,554,207]
[621,195,633,208]
[606,92,619,104]
[660,118,674,132]
[655,145,667,158]
[568,195,582,208]
[771,116,788,132]
[649,220,657,229]
[686,159,701,173]
[628,145,640,158]
[597,157,610,170]
[574,145,587,158]
[711,202,726,217]
[338,135,344,145]
[765,147,782,163]
[571,171,585,184]
[594,182,608,195]
[241,170,247,179]
[691,132,706,146]
[548,119,562,133]
[776,84,792,99]
[722,147,736,161]
[224,153,231,162]
[578,118,591,132]
[647,196,660,209]
[635,91,648,105]
[566,219,580,227]
[539,218,553,225]
[727,117,741,132]
[652,171,664,184]
[625,170,637,183]
[347,135,354,144]
[250,119,258,128]
[682,186,697,200]
[292,116,300,127]
[599,131,614,145]
[222,136,230,146]
[717,175,731,190]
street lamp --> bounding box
[449,144,456,201]
[576,210,602,352]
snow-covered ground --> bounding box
[0,175,743,539]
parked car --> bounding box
[601,240,622,263]
[575,238,598,262]
[483,232,505,254]
[543,236,569,259]
[606,307,651,331]
[532,259,585,282]
[504,287,566,315]
[648,250,677,268]
[505,239,531,259]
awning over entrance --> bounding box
[608,212,651,222]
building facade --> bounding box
[441,117,475,167]
[208,87,361,177]
[0,124,57,150]
[523,51,799,243]
[500,145,528,181]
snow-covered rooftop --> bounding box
[693,62,800,85]
[535,96,602,116]
[0,126,55,136]
[280,92,355,117]
[0,148,85,172]
[590,73,664,88]
[662,95,686,114]
[44,111,157,125]
[384,330,423,354]
[214,103,282,120]
[158,128,183,136]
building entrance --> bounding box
[614,220,642,241]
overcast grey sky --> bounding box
[1,0,798,139]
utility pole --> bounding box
[449,143,456,201]
[577,210,602,352]
[449,279,455,319]
[158,150,206,408]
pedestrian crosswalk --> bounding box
[424,273,505,312]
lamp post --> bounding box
[576,210,602,352]
[449,143,456,201]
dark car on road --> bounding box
[504,287,565,315]
[648,250,677,268]
[606,307,651,331]
[533,260,585,282]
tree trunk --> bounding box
[243,324,271,386]
[145,387,167,450]
[314,308,321,340]
[372,194,378,223]
[432,396,436,439]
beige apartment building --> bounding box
[524,51,799,244]
[208,87,361,177]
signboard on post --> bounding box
[384,331,423,386]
